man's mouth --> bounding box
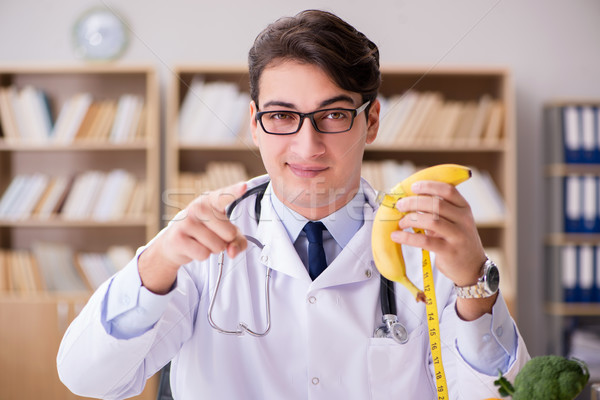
[287,163,329,178]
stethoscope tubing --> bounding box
[209,180,405,343]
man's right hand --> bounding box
[138,182,248,294]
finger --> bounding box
[398,211,451,239]
[185,222,230,254]
[390,228,447,254]
[409,181,470,208]
[171,230,213,262]
[396,195,463,224]
[227,234,248,258]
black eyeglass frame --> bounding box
[255,100,371,135]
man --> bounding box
[58,9,529,399]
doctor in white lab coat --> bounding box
[57,9,529,400]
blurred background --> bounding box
[1,0,599,399]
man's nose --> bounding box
[291,116,325,158]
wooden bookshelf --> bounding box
[0,65,160,400]
[166,65,517,315]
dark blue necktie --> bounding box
[303,221,328,280]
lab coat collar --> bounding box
[254,179,379,288]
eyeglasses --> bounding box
[256,100,371,135]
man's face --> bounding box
[250,60,380,220]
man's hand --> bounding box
[390,180,495,320]
[138,182,248,294]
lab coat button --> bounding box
[496,326,503,337]
[312,377,320,385]
[308,296,317,304]
[260,255,268,263]
[365,269,372,278]
[482,333,491,343]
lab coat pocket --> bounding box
[366,324,433,400]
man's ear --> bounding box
[249,100,259,146]
[365,98,380,144]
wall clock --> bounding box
[72,7,129,61]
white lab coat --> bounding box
[57,176,529,400]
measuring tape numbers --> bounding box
[416,229,449,400]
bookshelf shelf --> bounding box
[545,233,600,246]
[366,143,507,152]
[546,302,600,317]
[545,163,600,176]
[0,218,148,227]
[0,65,160,400]
[166,65,517,316]
[0,141,150,151]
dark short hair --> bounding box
[248,10,381,108]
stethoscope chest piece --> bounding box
[374,314,408,344]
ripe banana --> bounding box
[371,164,472,302]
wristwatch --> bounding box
[454,258,500,299]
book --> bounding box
[90,100,118,142]
[0,174,27,218]
[35,176,72,219]
[91,169,136,221]
[582,174,598,232]
[468,95,493,143]
[0,250,7,292]
[31,242,88,292]
[581,106,596,163]
[61,171,106,220]
[561,245,578,302]
[52,93,93,144]
[0,87,21,142]
[12,173,49,220]
[562,106,582,163]
[482,101,504,145]
[18,85,53,143]
[73,101,101,141]
[564,174,582,233]
[579,244,595,302]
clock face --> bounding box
[73,7,129,61]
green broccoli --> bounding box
[494,355,589,400]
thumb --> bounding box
[209,181,248,212]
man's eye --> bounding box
[325,110,348,120]
[269,112,294,120]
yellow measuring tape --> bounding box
[415,228,449,400]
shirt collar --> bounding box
[269,182,366,248]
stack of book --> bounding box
[178,77,251,145]
[0,169,146,221]
[376,92,504,146]
[546,105,600,164]
[0,85,146,144]
[558,244,600,303]
[0,243,134,293]
[361,160,506,224]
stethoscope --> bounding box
[207,181,409,344]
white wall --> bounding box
[2,0,600,356]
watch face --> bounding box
[73,7,129,61]
[486,264,500,293]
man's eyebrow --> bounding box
[318,95,356,108]
[261,95,357,111]
[261,100,295,109]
